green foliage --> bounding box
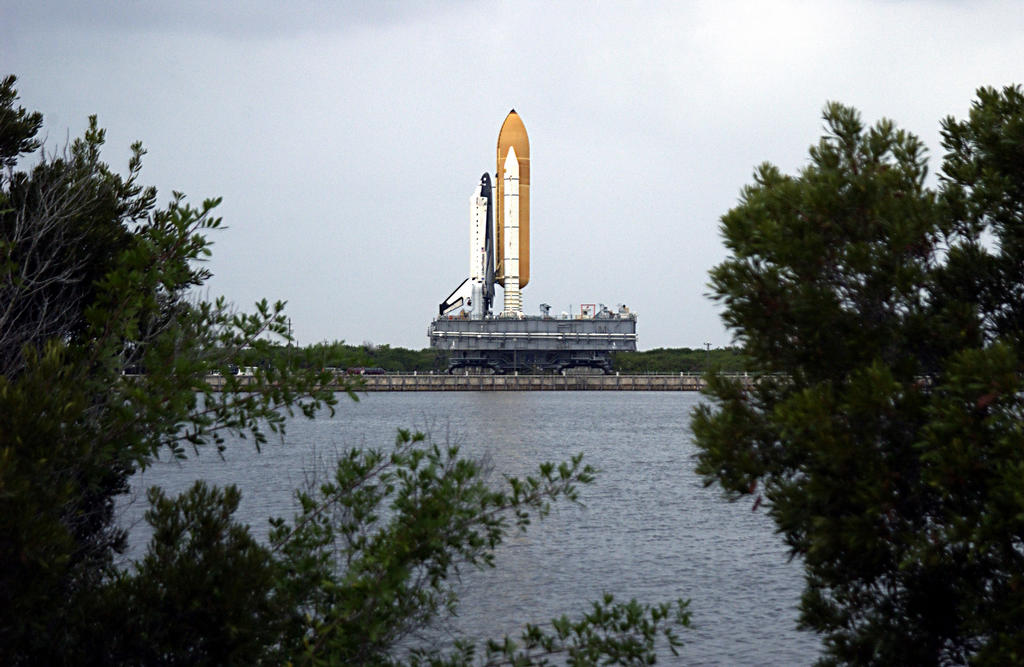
[240,339,445,374]
[694,86,1024,664]
[0,74,337,662]
[95,482,293,665]
[263,429,688,665]
[475,595,690,666]
[612,347,749,373]
[0,75,42,168]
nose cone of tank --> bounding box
[497,110,529,158]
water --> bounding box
[122,391,821,665]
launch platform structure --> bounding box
[430,307,637,374]
[428,110,637,374]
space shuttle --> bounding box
[439,173,495,318]
[439,110,530,319]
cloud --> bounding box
[4,0,1022,349]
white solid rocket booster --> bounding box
[501,147,521,314]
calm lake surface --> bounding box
[122,391,821,665]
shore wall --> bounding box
[354,373,739,391]
[204,373,756,392]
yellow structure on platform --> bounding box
[496,109,530,289]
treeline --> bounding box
[240,342,748,374]
[612,347,748,373]
[238,340,445,373]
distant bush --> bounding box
[612,347,749,373]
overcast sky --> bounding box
[4,1,1022,350]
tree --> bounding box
[1,75,689,664]
[270,430,690,665]
[0,73,341,661]
[693,86,1024,665]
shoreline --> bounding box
[204,373,753,392]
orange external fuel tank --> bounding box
[496,109,529,289]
